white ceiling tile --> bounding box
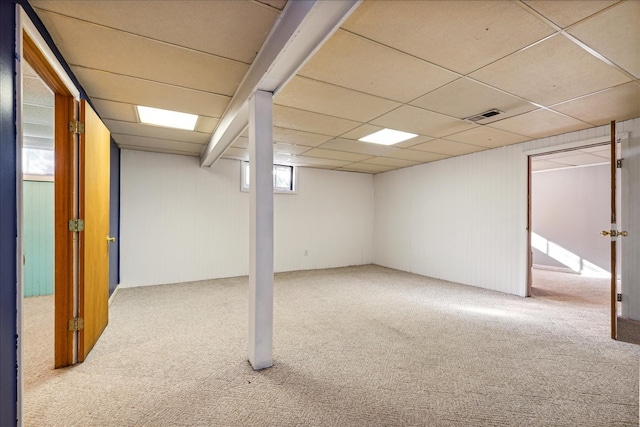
[273,142,310,156]
[273,105,361,137]
[549,152,609,166]
[299,29,459,103]
[445,126,530,148]
[275,76,400,122]
[256,1,287,11]
[318,138,401,157]
[339,163,396,174]
[103,119,210,145]
[74,68,230,118]
[36,10,249,96]
[91,99,137,122]
[551,82,640,126]
[302,148,373,163]
[360,157,420,168]
[113,134,204,154]
[523,1,620,28]
[410,78,538,121]
[283,156,351,168]
[370,105,477,138]
[581,146,611,159]
[273,127,333,147]
[222,147,249,161]
[536,150,584,160]
[195,116,219,134]
[119,145,200,157]
[31,1,280,64]
[580,145,608,153]
[23,123,53,139]
[470,34,631,106]
[23,76,53,107]
[232,137,249,149]
[410,139,487,156]
[23,136,53,149]
[384,149,449,163]
[339,124,385,141]
[23,61,38,78]
[488,109,591,139]
[567,1,640,78]
[23,104,53,126]
[531,159,569,171]
[342,0,554,74]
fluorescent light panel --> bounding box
[358,128,418,145]
[136,105,198,131]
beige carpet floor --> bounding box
[22,265,640,426]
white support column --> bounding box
[248,90,274,370]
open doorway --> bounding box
[21,59,56,390]
[528,139,622,331]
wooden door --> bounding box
[78,100,110,361]
[602,120,627,340]
[609,122,618,339]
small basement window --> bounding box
[23,147,54,176]
[241,161,296,194]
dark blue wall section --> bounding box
[109,138,121,295]
[0,1,18,424]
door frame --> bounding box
[524,132,628,333]
[23,30,79,368]
[15,4,81,421]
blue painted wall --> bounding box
[1,1,121,424]
[23,180,54,297]
[0,0,19,423]
[110,138,120,295]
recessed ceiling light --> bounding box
[358,128,418,145]
[136,105,198,131]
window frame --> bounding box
[241,161,297,194]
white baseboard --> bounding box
[108,284,120,306]
[532,264,578,274]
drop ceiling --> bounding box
[22,61,53,150]
[531,143,618,172]
[28,0,640,174]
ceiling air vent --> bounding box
[464,109,504,124]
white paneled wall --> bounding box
[275,167,373,272]
[120,150,373,287]
[374,119,639,306]
[121,118,639,319]
[374,146,526,295]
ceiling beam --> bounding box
[199,0,361,167]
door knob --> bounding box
[601,230,628,237]
[107,236,116,243]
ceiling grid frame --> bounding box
[27,0,640,173]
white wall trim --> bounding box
[108,285,120,306]
[532,264,578,275]
[19,7,80,100]
[526,133,628,156]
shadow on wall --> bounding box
[532,232,609,278]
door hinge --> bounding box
[617,293,622,302]
[69,120,85,134]
[69,219,84,232]
[616,159,623,168]
[68,317,84,332]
